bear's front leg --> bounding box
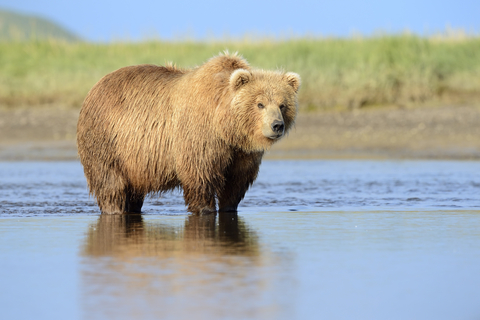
[177,140,231,215]
[218,151,263,212]
[183,185,216,215]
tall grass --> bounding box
[1,35,479,111]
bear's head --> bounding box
[223,68,301,152]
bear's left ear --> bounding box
[284,72,301,93]
[230,69,252,91]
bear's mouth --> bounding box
[267,133,283,140]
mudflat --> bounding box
[0,104,479,160]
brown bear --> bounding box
[77,52,300,215]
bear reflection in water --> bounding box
[81,214,289,319]
[83,212,259,257]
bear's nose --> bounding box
[271,120,284,134]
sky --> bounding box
[0,0,479,41]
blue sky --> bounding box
[0,0,479,41]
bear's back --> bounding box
[83,64,185,114]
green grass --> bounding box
[1,35,480,111]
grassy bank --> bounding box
[1,35,480,111]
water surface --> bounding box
[1,160,479,320]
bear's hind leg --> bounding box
[125,190,145,213]
[183,185,216,215]
[97,191,126,214]
[95,168,129,214]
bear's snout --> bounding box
[271,120,285,136]
[263,119,284,140]
[262,106,285,140]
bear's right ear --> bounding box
[230,69,251,91]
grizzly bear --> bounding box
[77,52,300,215]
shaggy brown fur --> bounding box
[77,52,300,214]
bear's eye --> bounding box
[280,104,286,110]
[257,103,265,109]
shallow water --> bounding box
[1,160,480,320]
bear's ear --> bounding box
[284,72,301,93]
[230,69,252,91]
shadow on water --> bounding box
[81,213,291,320]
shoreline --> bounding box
[1,104,479,161]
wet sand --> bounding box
[1,104,479,160]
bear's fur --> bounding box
[77,52,300,214]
